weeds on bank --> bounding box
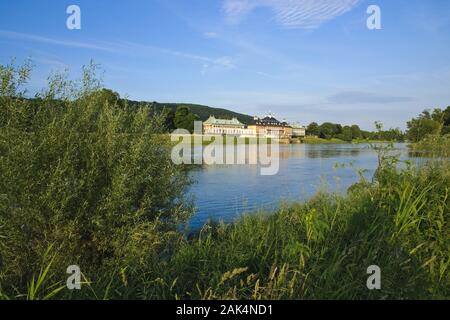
[0,61,448,300]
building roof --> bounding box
[203,115,245,126]
[290,123,305,129]
[250,115,291,127]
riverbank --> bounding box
[166,152,448,300]
[408,134,450,157]
[172,135,395,146]
[118,154,450,299]
[171,134,274,146]
[1,62,448,301]
[302,137,346,144]
[3,147,447,300]
[302,137,399,144]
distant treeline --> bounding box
[25,88,450,141]
[305,122,405,142]
[27,88,253,133]
[406,106,450,142]
[126,98,254,132]
[305,106,450,142]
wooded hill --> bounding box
[127,100,254,124]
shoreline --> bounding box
[170,134,401,145]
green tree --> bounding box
[96,88,121,105]
[441,106,450,135]
[351,125,362,139]
[174,105,200,133]
[339,126,353,142]
[319,122,340,139]
[431,108,444,122]
[0,62,193,292]
[306,122,319,136]
[407,109,442,142]
[162,107,176,131]
[443,106,450,126]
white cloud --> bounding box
[224,0,257,23]
[0,30,236,74]
[201,57,236,75]
[203,31,219,39]
[119,42,237,71]
[223,0,361,29]
[0,30,115,52]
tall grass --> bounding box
[120,146,448,299]
[23,152,445,300]
[0,61,192,299]
[409,134,450,158]
[303,137,346,144]
[0,62,448,300]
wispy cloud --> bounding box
[31,56,69,70]
[203,31,219,39]
[0,30,116,52]
[201,57,236,75]
[115,41,237,73]
[223,0,361,29]
[0,30,236,73]
[328,91,413,104]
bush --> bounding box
[157,153,449,299]
[409,134,450,157]
[0,61,448,300]
[0,62,192,298]
[56,148,449,300]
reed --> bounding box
[1,62,448,300]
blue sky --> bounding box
[1,0,450,130]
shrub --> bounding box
[0,62,192,298]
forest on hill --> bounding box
[126,100,254,125]
[24,88,449,141]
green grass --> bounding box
[3,151,447,300]
[303,137,347,144]
[303,137,397,145]
[409,134,450,157]
[157,157,449,300]
[1,61,448,300]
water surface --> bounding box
[188,143,409,229]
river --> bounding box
[187,143,409,229]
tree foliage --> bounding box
[306,122,319,136]
[174,105,200,133]
[306,121,404,142]
[407,107,450,142]
[0,62,192,291]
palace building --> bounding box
[203,116,250,136]
[248,115,293,139]
[291,123,306,138]
[202,114,305,140]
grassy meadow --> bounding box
[302,137,347,144]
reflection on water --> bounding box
[304,144,365,158]
[188,143,409,229]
